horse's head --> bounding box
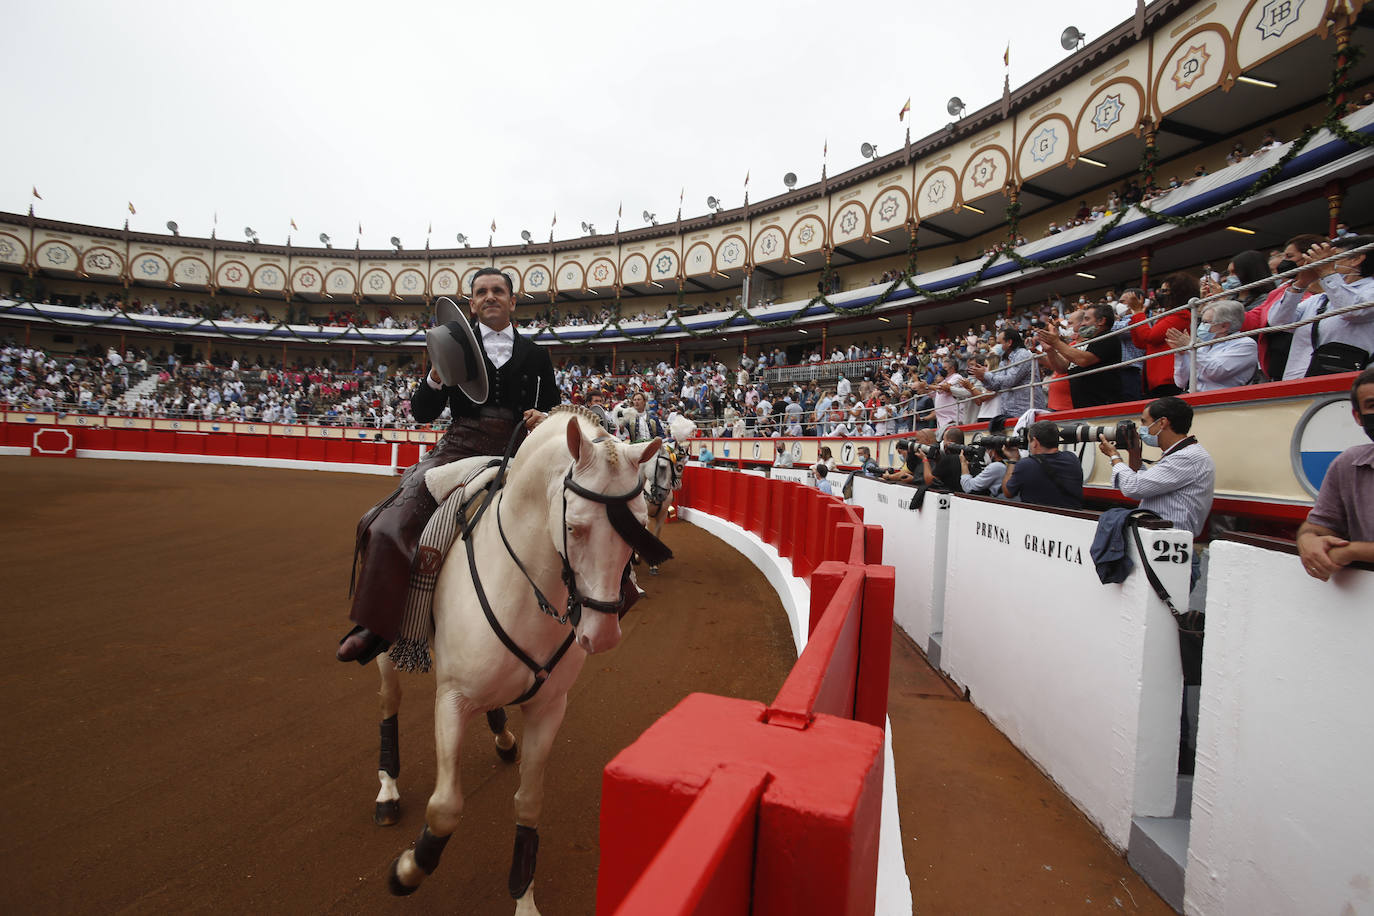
[645,446,685,504]
[556,416,662,655]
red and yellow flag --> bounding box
[128,201,136,215]
[898,97,911,121]
[31,186,42,200]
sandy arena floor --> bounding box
[0,456,1171,915]
[0,458,796,915]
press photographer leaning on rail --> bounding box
[1001,420,1085,509]
[1097,396,1216,589]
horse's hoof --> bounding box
[649,566,659,575]
[374,800,401,826]
[388,857,420,896]
[496,738,519,764]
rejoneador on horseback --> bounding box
[336,268,558,664]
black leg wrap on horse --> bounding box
[509,824,539,899]
[486,707,508,735]
[379,714,400,779]
[387,858,418,896]
[414,826,450,875]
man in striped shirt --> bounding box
[1097,396,1215,588]
[968,328,1043,417]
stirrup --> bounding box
[338,625,390,665]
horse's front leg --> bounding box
[508,690,570,916]
[647,500,668,574]
[388,686,471,896]
[374,653,402,826]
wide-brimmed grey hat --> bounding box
[425,297,488,404]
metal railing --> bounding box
[684,244,1374,435]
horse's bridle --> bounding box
[493,460,673,629]
[458,425,675,706]
[645,450,682,506]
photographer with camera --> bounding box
[883,437,920,483]
[1001,420,1085,508]
[921,427,965,491]
[855,445,881,476]
[1097,396,1215,587]
[959,436,1011,497]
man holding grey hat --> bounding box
[336,267,559,663]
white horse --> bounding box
[385,406,664,916]
[641,444,685,575]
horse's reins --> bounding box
[461,427,673,705]
[645,450,680,506]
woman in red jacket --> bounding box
[1129,272,1198,397]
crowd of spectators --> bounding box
[1,341,430,429]
[4,290,435,331]
[4,224,1369,440]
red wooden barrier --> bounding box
[599,693,884,916]
[610,763,768,916]
[607,467,897,914]
[0,421,404,471]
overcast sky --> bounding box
[4,0,1131,250]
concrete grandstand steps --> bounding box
[118,375,159,411]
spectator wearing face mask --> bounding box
[1269,235,1374,379]
[1130,272,1196,398]
[1167,300,1259,391]
[1036,303,1123,408]
[1113,290,1148,401]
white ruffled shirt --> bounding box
[479,322,515,368]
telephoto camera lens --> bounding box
[1048,420,1139,446]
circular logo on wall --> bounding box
[1292,396,1367,496]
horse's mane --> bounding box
[548,403,604,427]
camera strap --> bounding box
[1030,454,1078,503]
[1124,509,1203,635]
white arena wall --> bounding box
[840,471,1374,913]
[1185,536,1374,916]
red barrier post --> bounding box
[765,477,784,547]
[778,483,800,561]
[788,487,813,578]
[599,693,884,916]
[855,566,896,731]
[739,474,759,531]
[768,563,864,724]
[713,469,732,518]
[728,472,748,527]
[824,503,852,563]
[862,524,884,565]
[751,473,770,536]
[610,762,768,916]
[697,467,716,515]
